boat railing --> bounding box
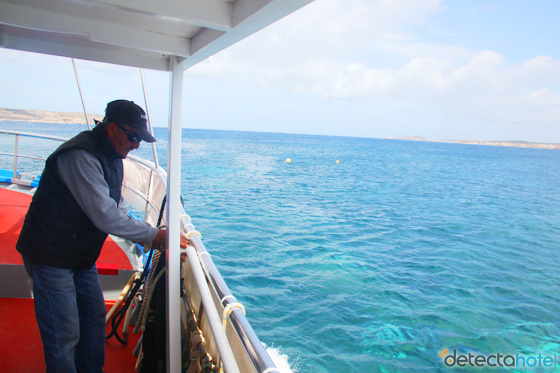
[0,129,67,185]
[123,154,278,373]
[0,130,278,372]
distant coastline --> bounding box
[1,108,558,150]
[388,136,560,150]
[0,108,103,125]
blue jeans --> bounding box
[22,256,106,373]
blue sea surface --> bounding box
[1,122,560,372]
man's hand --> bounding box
[150,228,189,251]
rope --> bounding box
[135,345,144,371]
[134,249,162,333]
[189,330,204,362]
[222,302,245,330]
[105,272,140,322]
[220,295,236,305]
[137,257,167,372]
[184,230,201,240]
[131,194,220,371]
[183,286,219,373]
[105,281,139,344]
[106,195,167,344]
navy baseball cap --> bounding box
[104,100,156,143]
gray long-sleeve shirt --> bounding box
[57,148,158,244]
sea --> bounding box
[1,122,560,372]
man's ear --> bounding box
[106,122,118,136]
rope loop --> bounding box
[222,302,245,330]
[197,251,211,261]
[220,295,236,305]
[179,213,192,223]
[185,230,201,240]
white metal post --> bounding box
[13,134,19,178]
[166,56,183,373]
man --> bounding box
[16,99,186,372]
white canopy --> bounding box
[0,0,313,71]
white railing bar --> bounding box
[186,245,240,373]
[126,154,166,176]
[0,130,67,181]
[121,184,162,222]
[0,152,47,162]
[143,171,154,222]
[187,234,277,372]
[121,184,159,208]
[0,130,68,142]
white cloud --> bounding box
[3,0,557,141]
[187,0,560,141]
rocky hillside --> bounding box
[0,108,103,124]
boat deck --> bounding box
[0,298,141,372]
[0,186,143,371]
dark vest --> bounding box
[16,125,124,269]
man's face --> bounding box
[107,122,140,157]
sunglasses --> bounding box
[115,123,141,143]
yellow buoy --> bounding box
[285,158,292,163]
[336,160,340,164]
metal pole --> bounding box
[140,69,159,169]
[166,56,183,373]
[13,134,19,178]
[72,59,91,130]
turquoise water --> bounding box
[2,123,560,372]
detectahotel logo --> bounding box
[439,348,558,369]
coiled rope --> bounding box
[109,193,220,372]
[105,195,167,345]
[134,248,162,333]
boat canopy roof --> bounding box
[0,0,312,71]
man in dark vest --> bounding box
[17,100,187,372]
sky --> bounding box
[1,0,559,143]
